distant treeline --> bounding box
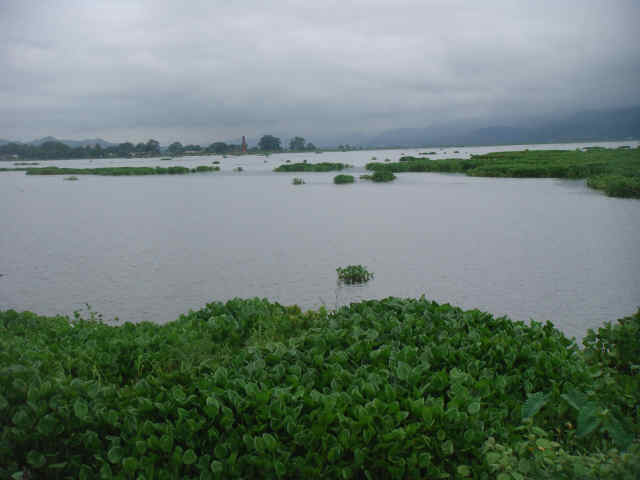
[366,147,640,198]
[0,134,319,160]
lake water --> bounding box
[1,141,639,341]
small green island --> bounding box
[1,299,638,478]
[336,264,374,283]
[333,174,355,184]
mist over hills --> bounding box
[0,137,116,148]
[365,106,640,148]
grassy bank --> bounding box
[24,166,219,176]
[274,162,349,172]
[1,298,638,479]
[366,148,640,198]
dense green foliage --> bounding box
[586,175,640,198]
[275,162,348,172]
[370,170,396,182]
[366,148,640,198]
[360,171,396,182]
[333,174,355,184]
[292,177,305,185]
[336,265,374,284]
[1,299,638,479]
[23,166,217,176]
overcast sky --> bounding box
[1,0,639,145]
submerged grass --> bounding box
[1,299,638,479]
[366,148,640,198]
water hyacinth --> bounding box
[336,264,374,284]
[0,300,639,478]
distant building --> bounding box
[241,136,247,153]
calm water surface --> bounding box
[1,141,639,341]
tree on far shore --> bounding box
[258,135,281,151]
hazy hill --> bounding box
[28,136,117,148]
[365,106,640,147]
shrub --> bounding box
[292,177,305,185]
[333,174,354,184]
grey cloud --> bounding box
[1,0,639,144]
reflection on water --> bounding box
[1,141,638,341]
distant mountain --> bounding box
[28,136,117,148]
[365,106,640,148]
[0,139,12,146]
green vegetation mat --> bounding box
[334,174,355,184]
[274,162,348,172]
[2,298,638,479]
[337,265,374,284]
[23,166,219,176]
[366,148,640,198]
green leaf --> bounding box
[561,387,588,411]
[160,434,173,453]
[107,446,124,464]
[37,414,58,436]
[210,460,223,473]
[12,409,32,428]
[214,443,228,459]
[0,393,8,410]
[135,440,147,454]
[263,433,277,452]
[274,460,286,477]
[521,392,549,420]
[26,450,46,469]
[457,465,471,477]
[183,449,197,465]
[467,402,480,415]
[99,463,112,479]
[74,399,89,420]
[442,440,454,456]
[396,361,411,382]
[576,404,601,438]
[122,457,137,473]
[603,416,633,449]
